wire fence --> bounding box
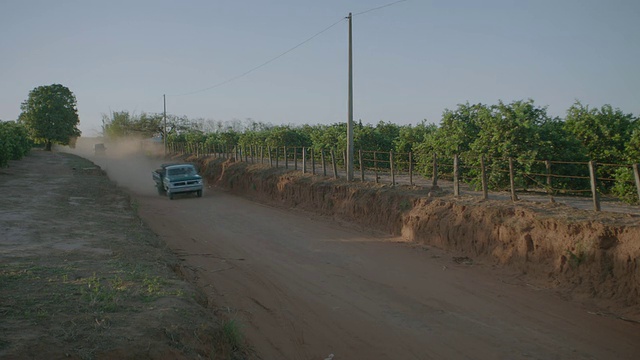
[164,142,640,213]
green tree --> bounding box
[309,123,347,151]
[103,111,164,139]
[424,102,486,157]
[564,101,636,164]
[264,125,310,148]
[612,124,640,204]
[414,103,486,177]
[393,120,436,154]
[18,84,81,150]
[626,127,640,163]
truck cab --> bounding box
[152,163,203,200]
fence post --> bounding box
[359,150,365,182]
[409,152,413,186]
[432,152,438,188]
[294,147,298,170]
[321,149,327,176]
[331,149,338,179]
[634,163,640,203]
[390,151,395,186]
[374,152,379,184]
[588,160,601,211]
[480,155,488,200]
[284,146,288,169]
[545,160,552,194]
[453,154,460,197]
[509,157,518,201]
[311,148,316,175]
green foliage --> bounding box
[103,111,164,139]
[220,319,243,351]
[0,121,32,167]
[264,125,310,148]
[468,100,554,189]
[423,102,485,157]
[18,84,81,150]
[309,123,347,151]
[626,127,640,163]
[565,101,638,194]
[394,120,436,154]
[565,101,636,164]
[612,167,638,204]
[415,100,589,190]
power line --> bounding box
[353,0,409,16]
[169,1,409,97]
[171,17,346,97]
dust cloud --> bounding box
[59,137,165,196]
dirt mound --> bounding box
[194,156,640,316]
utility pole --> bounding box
[347,12,354,181]
[163,94,167,158]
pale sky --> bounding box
[1,0,639,136]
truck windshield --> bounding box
[168,167,195,176]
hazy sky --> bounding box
[1,0,639,136]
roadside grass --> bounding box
[220,319,244,352]
[0,259,183,319]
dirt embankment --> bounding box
[192,156,640,315]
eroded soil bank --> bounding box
[194,156,640,317]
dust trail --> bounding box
[59,137,165,196]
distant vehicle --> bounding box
[152,163,203,200]
[94,143,106,156]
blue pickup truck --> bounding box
[152,163,203,200]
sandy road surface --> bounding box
[81,150,639,360]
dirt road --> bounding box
[79,147,639,360]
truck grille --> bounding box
[172,180,199,186]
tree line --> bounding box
[103,99,639,203]
[6,83,637,202]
